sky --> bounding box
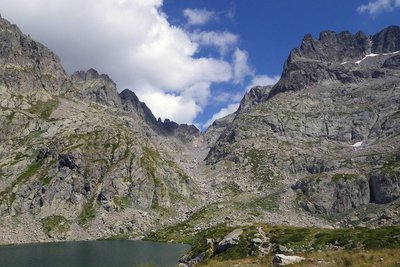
[0,0,399,130]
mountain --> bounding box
[206,26,400,219]
[0,17,201,243]
[0,15,400,264]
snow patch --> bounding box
[355,54,379,64]
[352,141,363,147]
[355,50,400,64]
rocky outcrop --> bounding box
[119,88,158,126]
[217,228,243,253]
[0,17,70,94]
[71,69,122,107]
[369,155,400,204]
[273,254,305,266]
[269,26,400,98]
[120,88,200,140]
[372,25,400,54]
[292,174,370,213]
[237,85,273,113]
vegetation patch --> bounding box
[140,146,160,180]
[78,197,96,227]
[234,192,281,214]
[331,173,359,183]
[245,148,276,183]
[113,196,132,210]
[28,99,59,119]
[39,176,53,185]
[147,222,400,264]
[41,215,70,237]
[0,160,42,204]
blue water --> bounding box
[0,240,190,267]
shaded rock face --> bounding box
[383,55,400,69]
[292,174,370,214]
[372,25,400,53]
[119,89,158,126]
[204,113,236,147]
[369,155,400,204]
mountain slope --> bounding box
[205,26,400,225]
[0,17,201,243]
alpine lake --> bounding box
[0,240,190,267]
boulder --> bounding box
[217,228,243,253]
[273,254,305,266]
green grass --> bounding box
[140,146,159,180]
[147,222,400,263]
[39,176,53,185]
[0,161,43,204]
[378,153,400,177]
[113,196,132,210]
[28,99,59,119]
[78,198,96,227]
[331,173,360,182]
[41,215,70,236]
[245,148,276,183]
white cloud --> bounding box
[0,0,279,126]
[245,75,280,92]
[0,0,234,125]
[139,89,201,124]
[204,103,240,128]
[232,48,254,84]
[190,30,239,55]
[213,92,243,104]
[357,0,400,16]
[183,8,215,26]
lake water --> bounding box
[0,240,190,267]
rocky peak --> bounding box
[71,68,121,107]
[71,68,116,87]
[294,30,370,62]
[161,118,200,138]
[0,16,69,93]
[119,88,158,125]
[119,89,200,140]
[269,26,400,99]
[372,25,400,53]
[237,85,273,113]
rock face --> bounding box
[369,154,400,204]
[217,228,243,253]
[273,254,305,266]
[270,26,400,98]
[0,16,200,243]
[205,25,400,217]
[292,174,370,213]
[0,17,70,95]
[71,69,122,107]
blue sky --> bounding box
[1,0,399,129]
[162,0,400,127]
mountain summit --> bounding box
[270,26,400,97]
